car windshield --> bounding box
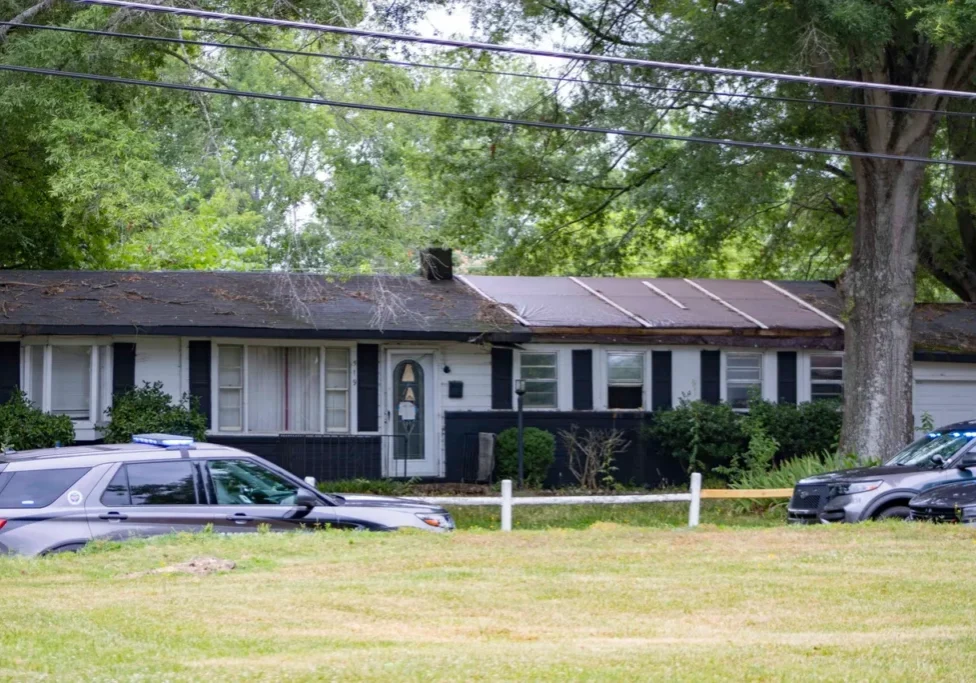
[885,432,974,468]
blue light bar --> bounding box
[132,433,195,447]
[928,433,941,438]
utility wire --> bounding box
[1,62,973,168]
[74,0,976,101]
[4,20,972,121]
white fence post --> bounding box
[688,472,702,528]
[500,479,513,532]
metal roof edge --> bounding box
[763,280,845,330]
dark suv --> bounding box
[788,422,976,524]
[0,434,453,556]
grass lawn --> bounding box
[450,499,784,529]
[3,523,976,681]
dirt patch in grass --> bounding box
[125,557,236,578]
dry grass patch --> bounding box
[2,524,976,681]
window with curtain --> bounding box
[51,346,91,420]
[608,352,644,410]
[520,352,558,409]
[247,346,320,433]
[216,345,350,434]
[25,343,110,422]
[810,354,843,401]
[726,353,762,411]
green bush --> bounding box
[0,391,74,451]
[495,427,556,487]
[726,450,865,511]
[646,398,843,479]
[747,398,842,461]
[646,401,747,474]
[103,382,207,444]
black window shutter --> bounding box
[188,341,212,428]
[571,350,593,410]
[777,351,798,404]
[112,343,137,397]
[0,342,19,404]
[491,348,513,410]
[701,350,721,405]
[356,344,380,432]
[652,351,672,411]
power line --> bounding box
[4,20,972,121]
[2,62,973,168]
[74,0,976,101]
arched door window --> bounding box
[393,360,424,461]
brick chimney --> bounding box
[420,248,453,281]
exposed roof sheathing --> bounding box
[465,275,840,331]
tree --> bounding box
[423,0,976,460]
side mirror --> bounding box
[958,452,976,469]
[294,489,319,508]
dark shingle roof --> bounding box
[0,271,524,340]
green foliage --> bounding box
[745,398,844,461]
[647,401,746,474]
[103,382,207,444]
[647,398,843,477]
[316,479,417,496]
[726,451,866,511]
[0,391,74,451]
[495,427,556,487]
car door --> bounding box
[204,458,335,534]
[87,460,212,543]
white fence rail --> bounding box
[413,473,704,531]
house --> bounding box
[1,249,974,485]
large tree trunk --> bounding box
[839,158,925,461]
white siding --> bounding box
[438,342,492,411]
[135,337,183,399]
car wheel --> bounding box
[876,506,912,521]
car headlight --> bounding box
[831,480,883,496]
[416,513,454,529]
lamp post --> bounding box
[515,379,526,489]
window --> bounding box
[29,347,44,411]
[0,468,90,508]
[325,348,349,431]
[726,353,762,410]
[108,461,198,506]
[810,354,843,401]
[520,352,558,409]
[25,344,111,422]
[207,459,300,505]
[218,345,243,431]
[216,344,351,434]
[608,352,644,410]
[51,346,91,419]
[247,347,320,433]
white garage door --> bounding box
[914,380,976,429]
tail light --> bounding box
[0,520,6,531]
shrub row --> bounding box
[646,398,843,478]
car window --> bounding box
[120,461,198,506]
[207,459,299,505]
[885,432,973,468]
[100,466,131,506]
[0,468,90,509]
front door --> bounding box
[387,352,436,477]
